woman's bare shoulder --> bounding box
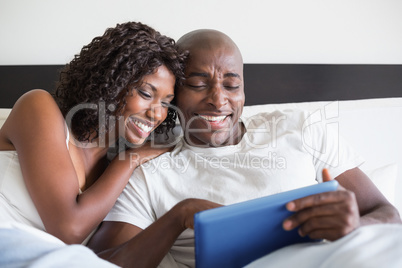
[0,89,66,150]
[10,89,63,121]
[16,89,58,109]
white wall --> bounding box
[1,0,401,65]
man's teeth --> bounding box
[199,115,227,122]
[133,120,152,132]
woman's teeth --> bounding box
[133,120,152,133]
[199,115,227,122]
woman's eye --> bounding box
[138,90,151,98]
[161,101,171,108]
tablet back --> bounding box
[194,180,339,268]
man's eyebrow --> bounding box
[187,72,241,79]
[187,72,209,78]
[224,72,241,79]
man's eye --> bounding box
[187,84,207,89]
[224,85,240,90]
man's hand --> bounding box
[172,198,223,229]
[282,169,360,241]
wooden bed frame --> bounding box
[1,64,402,108]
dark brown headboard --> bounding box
[0,65,64,108]
[1,64,402,108]
[243,64,402,105]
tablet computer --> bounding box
[194,180,339,268]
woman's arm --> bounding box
[0,90,169,244]
[71,142,172,243]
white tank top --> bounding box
[0,125,71,231]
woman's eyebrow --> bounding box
[145,83,174,98]
[144,82,157,92]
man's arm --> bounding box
[87,199,222,268]
[336,167,401,225]
[283,167,401,241]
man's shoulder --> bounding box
[241,109,309,128]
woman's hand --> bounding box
[115,141,174,169]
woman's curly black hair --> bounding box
[54,21,186,142]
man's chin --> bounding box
[184,132,233,148]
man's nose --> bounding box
[207,85,228,109]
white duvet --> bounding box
[1,222,402,267]
[246,223,402,268]
[0,222,118,268]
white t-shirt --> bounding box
[105,110,364,267]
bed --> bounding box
[1,63,401,212]
[1,63,402,267]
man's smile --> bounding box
[191,113,232,130]
[196,114,229,122]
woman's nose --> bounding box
[146,104,164,121]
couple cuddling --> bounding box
[0,21,401,267]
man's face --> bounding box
[176,45,245,147]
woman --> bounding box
[0,21,185,245]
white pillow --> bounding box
[0,108,11,128]
[363,163,397,206]
[242,99,402,214]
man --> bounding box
[87,29,401,267]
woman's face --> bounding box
[120,65,175,145]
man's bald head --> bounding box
[177,29,243,64]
